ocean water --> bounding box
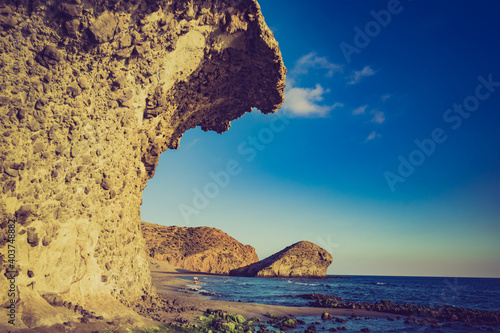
[179,275,500,332]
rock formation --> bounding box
[229,241,333,278]
[142,222,258,274]
[0,0,285,328]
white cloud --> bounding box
[365,131,381,142]
[371,111,385,124]
[348,66,376,85]
[291,52,342,78]
[381,94,391,101]
[352,105,368,115]
[281,53,344,117]
[283,81,343,117]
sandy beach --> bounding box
[148,258,398,324]
[4,260,400,333]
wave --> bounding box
[296,282,320,286]
[286,280,320,286]
[190,276,500,312]
[185,283,202,288]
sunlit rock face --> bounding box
[0,0,285,328]
[229,241,333,277]
[142,222,259,274]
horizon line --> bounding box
[328,274,500,279]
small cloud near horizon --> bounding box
[371,111,385,124]
[348,66,376,85]
[352,105,368,115]
[283,81,343,117]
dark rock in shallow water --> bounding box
[322,312,333,320]
[300,293,500,326]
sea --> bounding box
[179,275,500,333]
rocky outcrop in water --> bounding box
[229,241,333,278]
[301,294,500,326]
[142,222,258,274]
[0,0,285,328]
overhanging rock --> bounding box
[0,0,285,328]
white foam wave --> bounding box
[286,280,320,286]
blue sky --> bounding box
[142,0,500,277]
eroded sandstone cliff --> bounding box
[0,0,285,328]
[229,241,333,278]
[142,222,258,274]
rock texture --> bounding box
[229,241,333,278]
[0,0,285,328]
[142,222,258,274]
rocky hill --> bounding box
[229,241,333,278]
[142,222,258,274]
[0,0,284,329]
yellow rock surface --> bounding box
[230,241,333,278]
[0,0,285,328]
[142,222,259,274]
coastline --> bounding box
[149,259,400,323]
[9,260,497,332]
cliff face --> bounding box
[142,222,258,274]
[229,241,333,278]
[0,0,285,328]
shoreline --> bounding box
[149,260,500,329]
[149,259,400,323]
[8,260,497,332]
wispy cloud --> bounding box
[348,66,376,85]
[371,111,385,124]
[352,105,368,115]
[186,138,199,149]
[283,81,343,117]
[365,131,381,142]
[381,94,391,101]
[291,52,343,77]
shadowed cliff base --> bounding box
[0,0,285,329]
